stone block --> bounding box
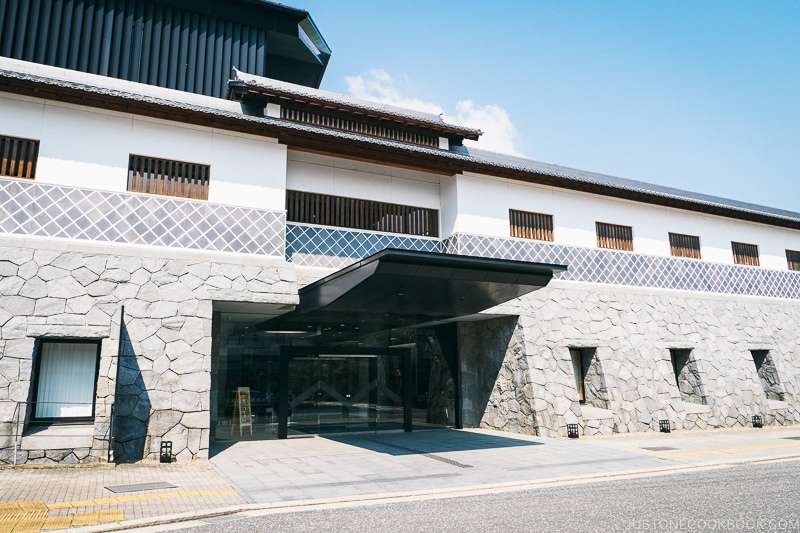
[148,410,183,437]
[140,336,166,360]
[182,412,208,430]
[171,353,203,374]
[3,248,34,265]
[47,276,87,299]
[2,339,34,359]
[180,372,209,393]
[172,390,202,412]
[150,301,178,319]
[160,282,194,302]
[155,370,181,392]
[0,295,35,316]
[38,265,70,282]
[86,280,116,297]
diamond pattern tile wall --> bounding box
[446,233,800,300]
[0,178,285,256]
[286,224,443,268]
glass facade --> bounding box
[211,313,458,442]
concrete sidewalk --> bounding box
[1,425,799,532]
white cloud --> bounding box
[345,69,444,116]
[451,100,523,157]
[344,69,524,157]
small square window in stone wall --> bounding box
[750,350,784,401]
[670,349,708,405]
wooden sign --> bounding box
[231,386,253,436]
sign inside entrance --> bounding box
[231,386,253,436]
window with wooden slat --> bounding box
[732,241,759,266]
[596,222,634,251]
[286,190,439,237]
[281,107,440,148]
[786,250,800,272]
[509,209,554,241]
[127,155,210,200]
[0,135,39,180]
[669,232,702,259]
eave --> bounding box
[1,72,799,232]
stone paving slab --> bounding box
[208,428,681,504]
[584,425,800,464]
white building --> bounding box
[1,0,799,464]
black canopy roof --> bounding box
[261,249,567,333]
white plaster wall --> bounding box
[439,174,458,238]
[452,172,800,270]
[0,92,286,211]
[286,150,442,210]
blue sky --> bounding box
[296,1,800,213]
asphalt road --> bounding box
[180,459,800,532]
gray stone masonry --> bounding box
[0,244,297,464]
[464,284,800,437]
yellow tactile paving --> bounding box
[656,441,800,458]
[0,498,131,533]
[46,489,238,510]
[11,521,47,533]
[1,490,235,532]
[40,516,72,531]
[70,512,100,527]
[16,503,47,513]
[97,509,125,523]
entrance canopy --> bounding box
[261,249,567,333]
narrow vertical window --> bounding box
[750,350,784,402]
[669,232,701,259]
[596,222,633,251]
[509,209,554,241]
[0,135,39,180]
[570,349,585,403]
[786,250,800,272]
[732,242,759,266]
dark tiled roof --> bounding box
[462,148,800,223]
[230,69,482,138]
[1,63,798,227]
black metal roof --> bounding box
[0,0,331,96]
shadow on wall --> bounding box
[458,316,524,431]
[112,319,151,463]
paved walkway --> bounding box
[0,425,798,532]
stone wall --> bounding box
[472,283,800,437]
[459,316,540,436]
[0,242,296,464]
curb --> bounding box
[63,453,800,533]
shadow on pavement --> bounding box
[325,428,544,456]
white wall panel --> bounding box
[207,131,286,211]
[286,150,441,210]
[0,93,44,140]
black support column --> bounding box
[403,348,412,432]
[278,349,289,439]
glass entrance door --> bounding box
[287,355,377,436]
